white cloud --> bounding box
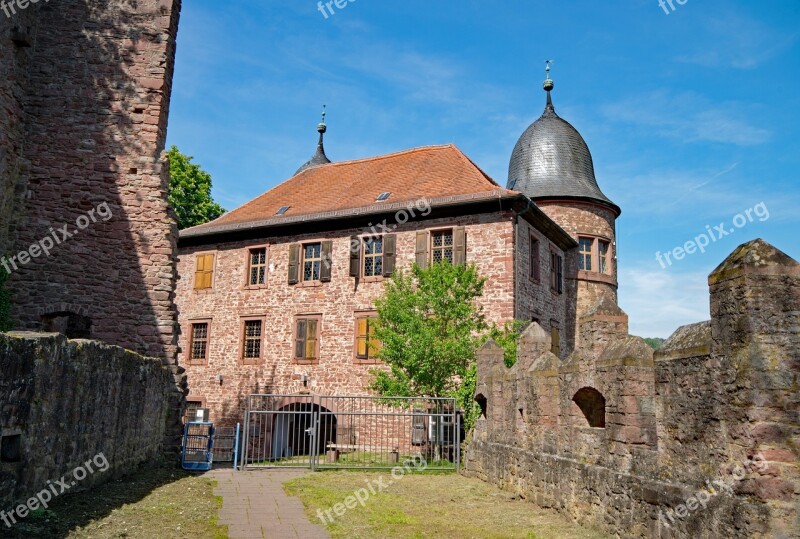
[619,265,711,339]
[601,91,771,146]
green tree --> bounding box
[167,146,226,229]
[370,262,521,430]
[0,264,12,332]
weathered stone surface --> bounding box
[0,331,183,509]
[465,239,800,538]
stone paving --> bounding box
[209,468,330,539]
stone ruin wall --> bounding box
[0,0,182,361]
[464,239,799,538]
[0,332,185,510]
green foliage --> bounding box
[487,320,528,367]
[642,337,665,350]
[369,263,527,431]
[167,146,226,229]
[0,263,12,332]
[370,262,488,399]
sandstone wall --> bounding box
[0,0,182,361]
[465,239,799,538]
[0,331,186,510]
[176,211,569,425]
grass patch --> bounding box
[0,465,227,539]
[284,471,609,539]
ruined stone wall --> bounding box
[0,0,182,361]
[465,239,799,538]
[0,332,186,511]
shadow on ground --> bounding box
[0,464,211,539]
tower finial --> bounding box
[318,104,327,134]
[543,60,554,109]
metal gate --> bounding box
[240,394,460,471]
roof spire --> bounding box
[295,105,332,175]
[543,60,554,109]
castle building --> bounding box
[174,76,620,425]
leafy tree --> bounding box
[641,337,665,350]
[370,262,488,399]
[369,262,521,430]
[167,146,226,229]
[0,264,12,332]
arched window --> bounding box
[475,394,487,420]
[572,387,606,428]
[41,311,91,339]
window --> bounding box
[194,253,215,290]
[248,248,267,286]
[530,236,541,281]
[183,401,202,424]
[431,230,454,264]
[578,238,593,271]
[189,322,209,363]
[355,316,380,360]
[295,316,320,361]
[551,325,561,357]
[302,243,322,282]
[573,387,606,428]
[599,240,610,274]
[0,434,21,463]
[363,237,383,277]
[550,252,563,294]
[242,320,263,362]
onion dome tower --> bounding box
[508,62,621,317]
[295,106,332,175]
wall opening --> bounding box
[41,311,92,339]
[572,387,606,428]
[1,434,21,463]
[475,394,487,420]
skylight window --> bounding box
[276,206,290,216]
[376,192,391,202]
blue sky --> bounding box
[166,0,800,338]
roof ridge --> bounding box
[294,143,457,173]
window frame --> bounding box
[550,250,563,294]
[300,242,324,283]
[361,235,385,280]
[353,311,381,364]
[529,234,541,282]
[182,397,206,424]
[293,314,322,365]
[239,316,265,365]
[186,318,212,366]
[598,240,611,275]
[578,237,594,272]
[429,228,455,265]
[245,245,269,289]
[193,252,216,291]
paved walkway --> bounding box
[209,468,330,539]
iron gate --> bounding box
[240,394,460,471]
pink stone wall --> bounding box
[176,211,559,425]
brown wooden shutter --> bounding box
[383,234,397,277]
[320,241,333,282]
[349,236,361,277]
[295,319,306,358]
[288,244,300,285]
[415,231,428,269]
[453,227,466,265]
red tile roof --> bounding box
[182,145,519,237]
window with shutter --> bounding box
[415,231,428,268]
[294,315,321,362]
[530,236,541,281]
[355,315,380,360]
[383,234,396,276]
[288,244,300,285]
[301,243,322,282]
[362,236,383,277]
[430,230,454,264]
[194,253,215,290]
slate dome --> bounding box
[507,81,620,216]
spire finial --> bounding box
[543,60,554,109]
[318,104,327,135]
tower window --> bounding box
[599,240,610,274]
[578,238,593,271]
